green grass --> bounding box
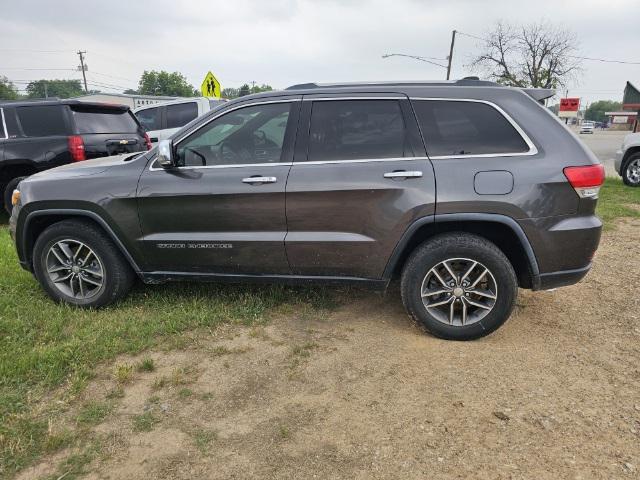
[596,177,640,228]
[0,211,337,477]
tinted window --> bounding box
[0,109,5,138]
[136,107,161,131]
[71,107,139,134]
[16,105,67,137]
[307,100,407,162]
[4,108,20,138]
[413,100,529,157]
[176,102,291,167]
[166,102,198,129]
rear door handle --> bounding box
[383,171,423,179]
[242,176,277,184]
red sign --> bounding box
[560,98,580,112]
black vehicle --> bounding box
[9,79,605,340]
[0,99,151,212]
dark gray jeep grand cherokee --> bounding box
[9,79,604,340]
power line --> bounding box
[382,53,448,69]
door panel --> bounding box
[137,99,300,274]
[285,96,435,279]
[285,159,435,278]
[137,165,291,273]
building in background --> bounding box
[605,111,638,130]
[74,93,179,109]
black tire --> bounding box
[622,153,640,187]
[401,233,518,341]
[3,176,27,214]
[32,219,135,308]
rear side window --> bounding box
[166,102,198,129]
[16,105,67,137]
[307,100,408,162]
[71,107,139,134]
[413,100,530,157]
[136,107,161,131]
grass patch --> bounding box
[136,357,155,373]
[597,177,640,229]
[131,412,159,432]
[113,363,134,384]
[76,401,112,427]
[192,428,217,453]
[0,210,338,476]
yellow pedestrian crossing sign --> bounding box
[201,71,221,98]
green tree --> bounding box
[123,88,139,95]
[221,87,239,99]
[250,84,273,94]
[137,70,196,97]
[238,84,251,97]
[26,79,84,99]
[0,76,19,100]
[585,100,622,123]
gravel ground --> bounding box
[16,219,640,480]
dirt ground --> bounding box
[17,220,640,480]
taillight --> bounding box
[67,135,86,162]
[144,132,152,150]
[563,164,604,199]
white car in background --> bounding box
[134,97,227,144]
[579,121,595,134]
[614,132,640,186]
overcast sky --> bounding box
[1,0,639,105]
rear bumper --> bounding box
[533,263,592,290]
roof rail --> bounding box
[286,78,501,90]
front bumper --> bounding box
[614,149,624,175]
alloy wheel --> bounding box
[420,257,498,326]
[45,239,105,299]
[626,158,640,185]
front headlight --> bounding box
[11,189,20,207]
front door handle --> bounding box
[383,171,423,179]
[242,176,277,184]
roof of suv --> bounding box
[0,98,130,111]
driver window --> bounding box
[175,102,292,167]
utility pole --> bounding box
[77,50,88,93]
[446,30,456,80]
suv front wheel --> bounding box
[622,153,640,187]
[401,233,518,340]
[33,219,135,308]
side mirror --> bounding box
[157,139,175,168]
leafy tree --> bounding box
[25,79,84,99]
[250,84,273,94]
[137,70,196,97]
[0,76,19,100]
[238,84,251,97]
[123,88,139,95]
[471,21,582,88]
[221,87,239,99]
[585,100,622,123]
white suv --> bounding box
[134,97,226,145]
[615,132,640,186]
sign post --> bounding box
[200,72,221,99]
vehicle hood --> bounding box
[29,153,144,180]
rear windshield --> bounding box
[71,107,139,134]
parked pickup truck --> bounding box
[134,97,226,145]
[614,132,640,186]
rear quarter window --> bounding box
[413,100,530,157]
[16,105,68,137]
[71,107,139,134]
[0,109,6,138]
[136,106,161,131]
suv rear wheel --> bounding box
[401,233,518,340]
[33,219,135,308]
[622,153,640,187]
